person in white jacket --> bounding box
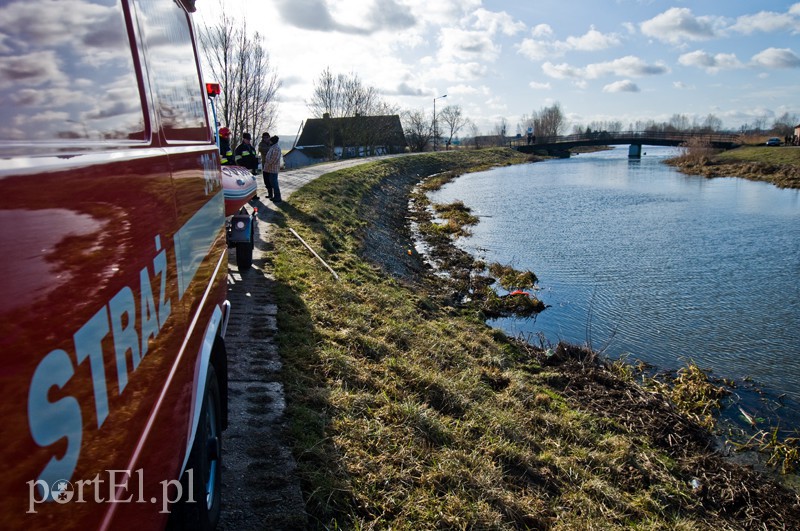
[263,135,282,202]
[258,132,273,199]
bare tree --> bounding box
[438,105,467,150]
[667,113,690,132]
[199,10,280,140]
[308,68,399,156]
[572,120,624,134]
[532,103,566,139]
[308,68,390,119]
[699,114,723,132]
[772,112,798,136]
[402,108,432,152]
[752,114,770,133]
[493,117,508,146]
[468,121,480,149]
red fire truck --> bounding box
[0,0,229,528]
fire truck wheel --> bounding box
[175,365,222,529]
[236,241,253,270]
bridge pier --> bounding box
[628,143,642,159]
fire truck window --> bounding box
[0,0,146,143]
[135,0,207,142]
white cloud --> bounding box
[438,27,501,62]
[585,56,669,78]
[529,81,551,90]
[517,26,621,61]
[729,8,800,35]
[469,8,525,36]
[603,80,639,93]
[673,81,693,90]
[23,110,69,124]
[446,83,489,96]
[565,27,621,51]
[401,0,481,27]
[484,96,507,112]
[433,61,488,82]
[531,23,553,38]
[389,81,427,96]
[679,50,744,73]
[541,61,583,79]
[277,0,416,34]
[0,51,64,89]
[640,7,721,45]
[275,0,354,33]
[751,48,800,68]
[541,56,667,81]
[516,39,553,61]
[366,0,417,31]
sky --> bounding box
[196,0,800,138]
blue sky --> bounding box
[198,1,800,136]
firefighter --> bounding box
[218,126,234,166]
[235,132,259,174]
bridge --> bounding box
[512,130,740,158]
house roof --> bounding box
[297,115,406,148]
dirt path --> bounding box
[218,157,400,529]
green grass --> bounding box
[716,144,800,165]
[668,142,800,189]
[265,148,798,529]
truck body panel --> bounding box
[0,0,227,528]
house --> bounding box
[284,114,406,169]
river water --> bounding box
[429,146,800,409]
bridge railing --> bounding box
[510,130,740,147]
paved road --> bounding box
[218,156,397,529]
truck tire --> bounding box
[173,365,222,530]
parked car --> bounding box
[766,137,782,146]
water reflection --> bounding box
[430,146,800,404]
[0,0,144,142]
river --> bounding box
[429,146,800,413]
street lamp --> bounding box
[433,94,447,151]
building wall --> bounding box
[284,150,319,170]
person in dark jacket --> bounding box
[218,126,234,166]
[235,132,259,174]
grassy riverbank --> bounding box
[667,144,800,189]
[266,148,800,529]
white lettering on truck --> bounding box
[201,153,221,195]
[27,234,176,498]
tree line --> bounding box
[198,14,797,154]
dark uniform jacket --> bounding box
[235,141,258,171]
[219,138,234,166]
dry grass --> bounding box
[667,143,800,189]
[645,362,730,430]
[266,149,800,529]
[672,137,723,165]
[431,200,479,237]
